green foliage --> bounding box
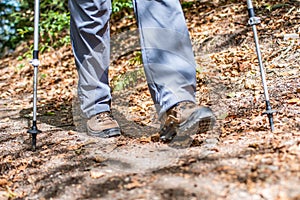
[0,0,133,55]
[0,0,70,54]
[129,51,142,65]
[264,3,288,11]
[112,68,145,91]
[0,0,19,52]
[112,0,133,13]
[40,11,70,50]
[13,0,70,53]
[113,51,143,91]
[181,1,195,9]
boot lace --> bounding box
[163,102,194,127]
[95,112,113,122]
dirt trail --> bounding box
[0,99,299,199]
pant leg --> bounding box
[69,0,112,118]
[132,0,197,119]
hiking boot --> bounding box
[160,101,215,142]
[87,112,121,138]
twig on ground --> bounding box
[285,6,296,16]
[271,40,295,64]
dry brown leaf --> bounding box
[124,178,144,190]
[0,179,8,186]
[139,136,151,143]
[150,133,160,142]
[287,98,300,105]
[67,130,76,135]
[90,170,105,179]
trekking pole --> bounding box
[27,0,41,150]
[246,0,276,131]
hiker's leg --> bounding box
[133,0,197,119]
[69,0,112,118]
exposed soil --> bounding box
[0,1,299,199]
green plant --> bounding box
[15,0,70,53]
[112,0,133,13]
[112,68,145,91]
[1,0,70,55]
[0,0,19,53]
[264,3,288,11]
[1,0,134,56]
[129,51,142,65]
[16,63,25,70]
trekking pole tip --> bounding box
[27,125,41,151]
[269,115,275,132]
[32,133,37,151]
[263,109,276,132]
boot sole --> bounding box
[87,127,121,138]
[179,107,216,133]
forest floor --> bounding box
[0,1,299,199]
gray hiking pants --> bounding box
[69,0,197,119]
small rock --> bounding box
[205,138,219,144]
[267,165,279,171]
[68,130,76,135]
[93,155,107,163]
[244,79,257,90]
[283,33,299,40]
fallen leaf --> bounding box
[90,170,105,179]
[287,98,300,105]
[226,92,236,98]
[67,130,76,135]
[0,179,8,186]
[150,133,160,142]
[248,143,260,149]
[139,136,151,143]
[124,178,144,190]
